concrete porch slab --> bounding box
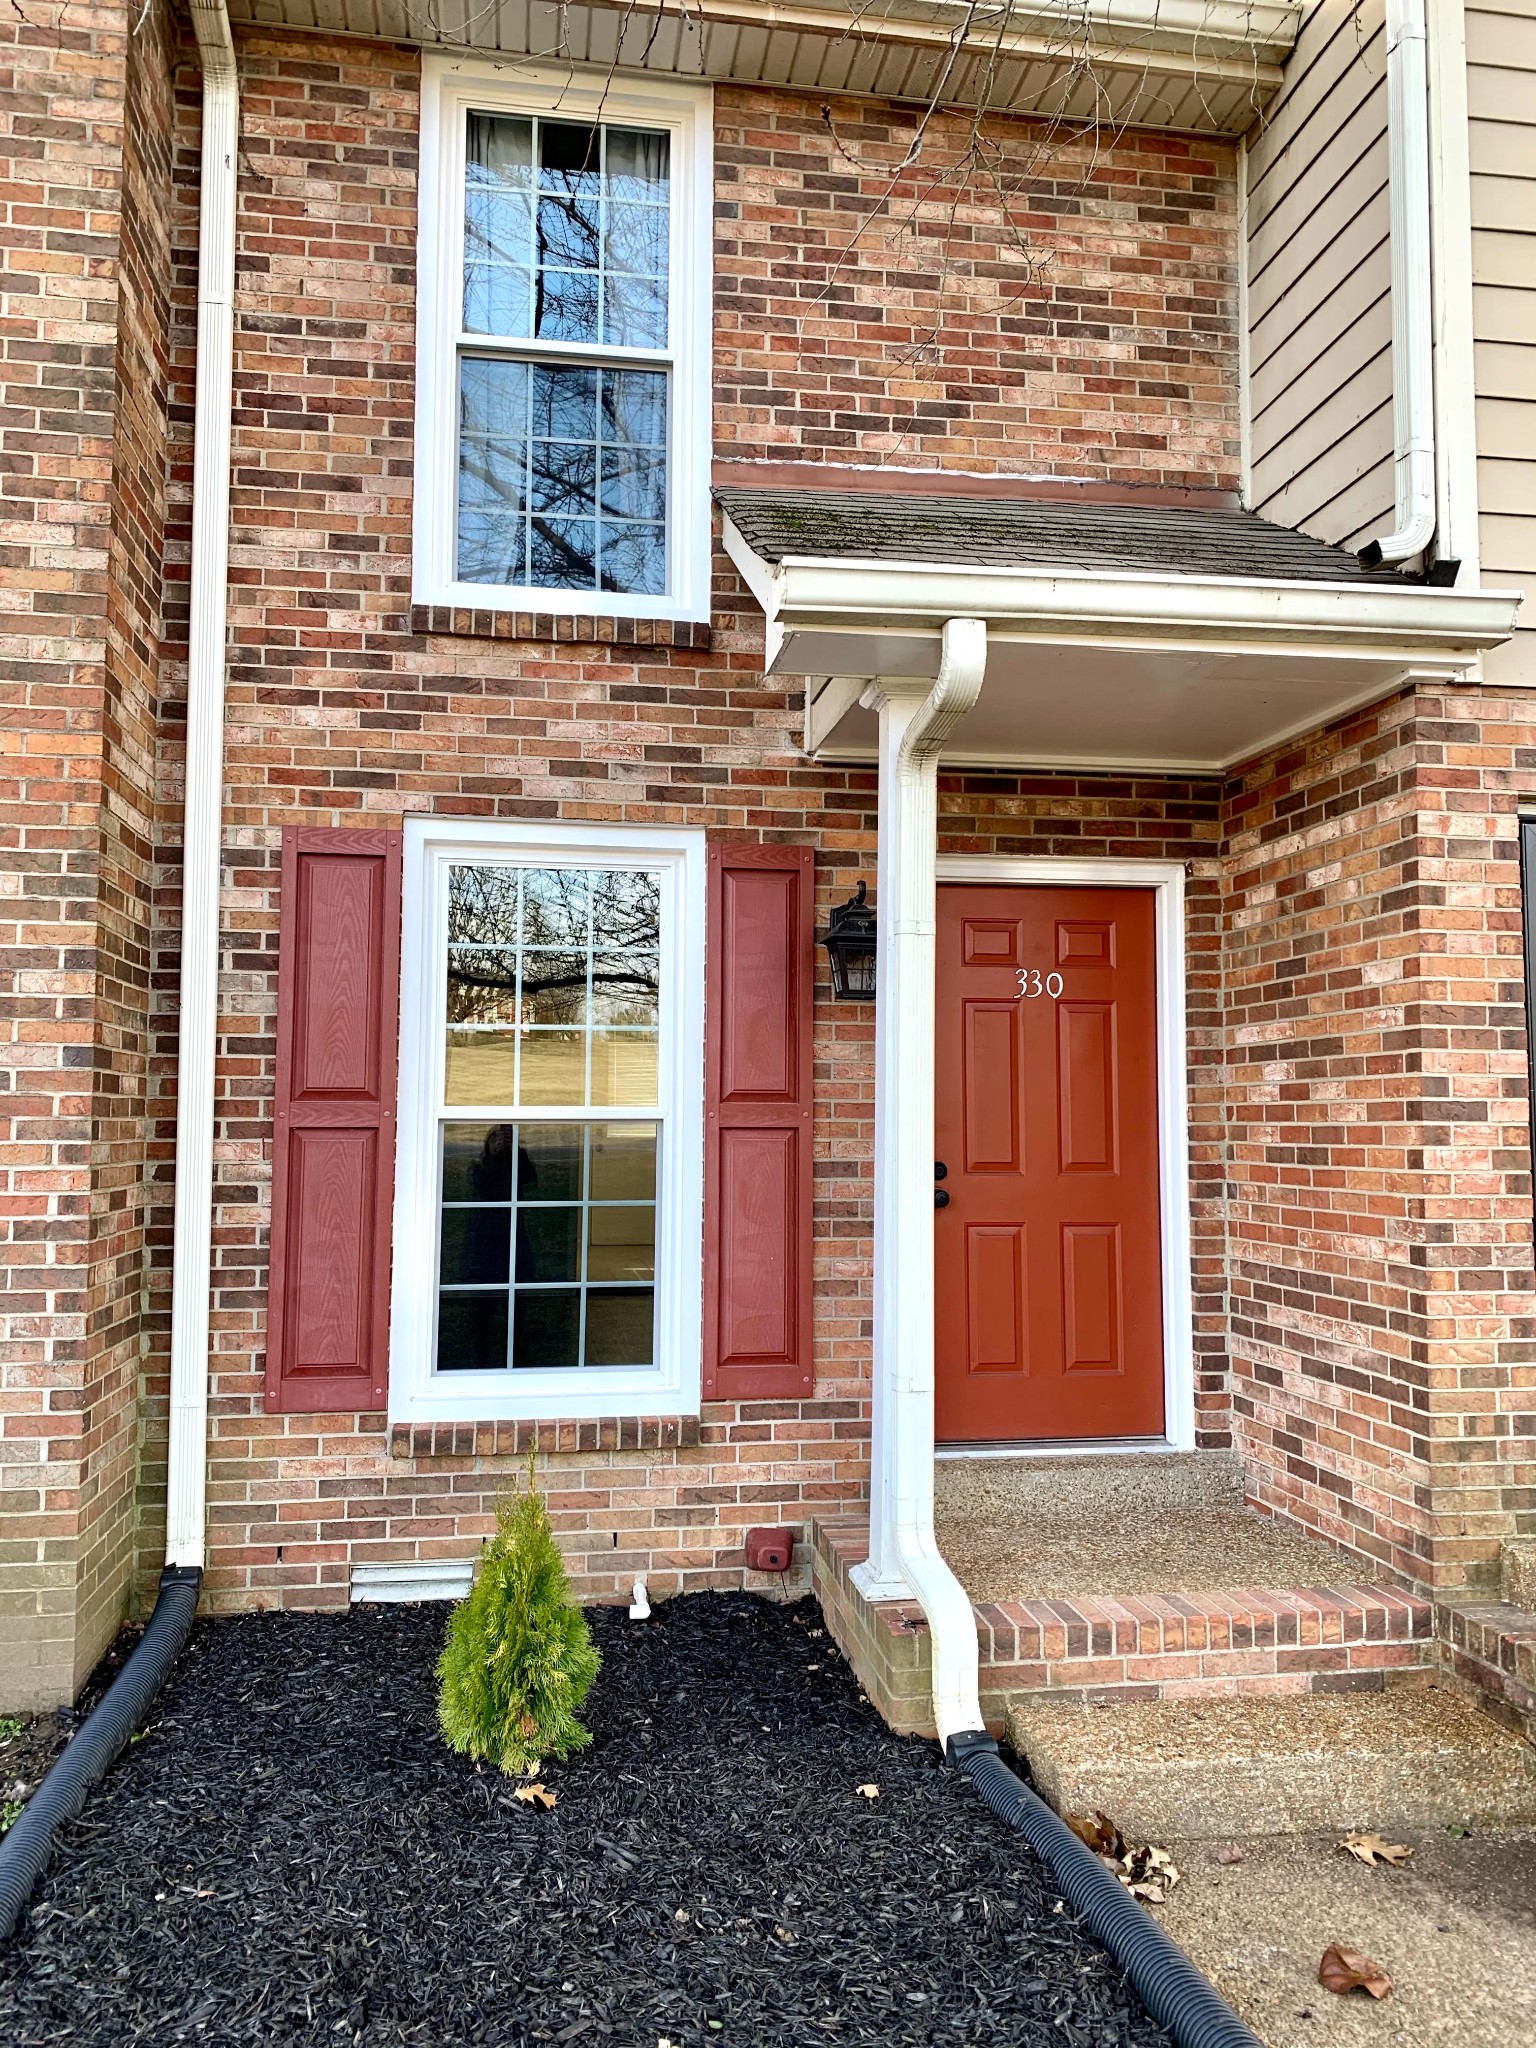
[934,1451,1390,1604]
[1006,1687,1536,1838]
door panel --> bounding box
[935,883,1165,1442]
[964,1002,1021,1172]
[966,1225,1026,1373]
[1057,1001,1115,1171]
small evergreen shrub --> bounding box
[437,1465,601,1775]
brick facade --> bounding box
[1224,686,1536,1595]
[0,18,1530,1714]
[0,0,175,1709]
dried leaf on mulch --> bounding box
[1339,1832,1411,1868]
[514,1781,557,1809]
[855,1782,880,1799]
[1318,1944,1394,1998]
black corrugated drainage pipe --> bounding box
[947,1730,1263,2048]
[0,1566,202,1941]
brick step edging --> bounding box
[811,1518,1436,1735]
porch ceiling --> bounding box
[227,0,1301,135]
[721,491,1525,775]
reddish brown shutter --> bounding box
[703,843,815,1401]
[265,828,402,1414]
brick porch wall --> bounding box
[1222,686,1536,1595]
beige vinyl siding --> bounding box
[1246,0,1395,551]
[1469,0,1536,679]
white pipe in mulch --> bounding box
[0,0,237,1940]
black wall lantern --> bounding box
[823,880,877,1000]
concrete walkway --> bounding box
[1156,1826,1536,2048]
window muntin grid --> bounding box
[455,113,671,598]
[435,864,662,1374]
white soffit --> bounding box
[720,534,1525,774]
[227,0,1301,135]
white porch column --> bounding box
[851,619,987,1743]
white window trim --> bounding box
[389,817,706,1423]
[412,56,714,624]
[933,855,1196,1455]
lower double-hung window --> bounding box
[392,822,706,1421]
[414,59,712,623]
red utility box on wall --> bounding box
[744,1527,797,1574]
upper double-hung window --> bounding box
[415,61,713,623]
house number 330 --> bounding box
[1017,969,1064,999]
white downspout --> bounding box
[852,619,987,1744]
[1364,0,1437,567]
[164,0,238,1571]
[1425,0,1481,580]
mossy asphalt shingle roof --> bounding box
[717,487,1410,586]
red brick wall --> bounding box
[0,0,174,1708]
[129,31,1244,1614]
[712,90,1240,485]
[1222,685,1536,1593]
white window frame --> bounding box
[389,818,706,1423]
[413,56,714,624]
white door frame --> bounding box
[933,854,1196,1454]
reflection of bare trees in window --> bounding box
[446,867,661,1025]
[448,864,522,947]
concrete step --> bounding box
[810,1517,1436,1738]
[1007,1684,1536,1839]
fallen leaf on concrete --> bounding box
[1340,1832,1412,1868]
[855,1782,879,1799]
[1214,1844,1246,1866]
[515,1782,557,1809]
[1318,1945,1393,1999]
[1119,1843,1181,1902]
[1066,1810,1126,1859]
[1066,1813,1179,1900]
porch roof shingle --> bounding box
[716,487,1407,587]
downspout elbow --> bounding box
[899,617,987,772]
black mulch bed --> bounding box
[0,1594,1171,2048]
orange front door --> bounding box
[934,883,1165,1443]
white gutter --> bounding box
[164,0,238,1571]
[853,619,987,1744]
[720,526,1523,666]
[1364,0,1437,567]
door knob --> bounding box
[934,1189,951,1209]
[934,1161,948,1180]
